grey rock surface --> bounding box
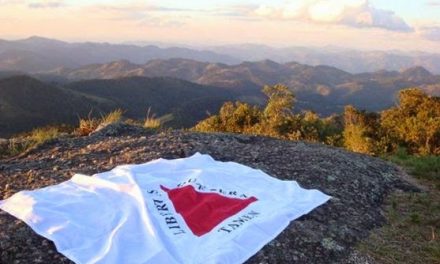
[0,124,417,263]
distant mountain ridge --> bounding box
[45,58,438,85]
[2,37,440,74]
[209,44,440,74]
[0,36,239,72]
[39,58,440,115]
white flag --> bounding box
[0,153,331,264]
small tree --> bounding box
[343,105,385,155]
[194,101,262,134]
[381,88,440,155]
[259,84,298,138]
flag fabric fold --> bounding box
[0,153,331,264]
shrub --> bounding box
[77,109,124,136]
[194,84,343,145]
[194,85,294,138]
[381,88,440,155]
[77,117,100,136]
[343,105,390,155]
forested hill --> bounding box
[65,77,237,128]
[0,75,116,137]
[0,75,236,137]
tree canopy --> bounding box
[194,84,439,156]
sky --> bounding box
[1,0,440,51]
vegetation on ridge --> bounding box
[194,84,343,146]
[0,125,67,158]
[194,84,440,156]
[0,108,174,158]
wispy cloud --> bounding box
[418,25,440,41]
[82,3,188,28]
[0,0,65,8]
[210,4,257,17]
[84,2,259,20]
[147,6,204,13]
[426,1,440,7]
[0,0,23,5]
[254,0,412,32]
[28,1,65,9]
[137,16,185,28]
[78,3,260,28]
[85,3,204,14]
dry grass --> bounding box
[358,153,440,264]
[144,108,173,129]
[0,126,63,158]
[0,140,29,158]
[100,109,124,125]
[77,109,123,136]
[29,127,61,145]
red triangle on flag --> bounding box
[161,185,257,237]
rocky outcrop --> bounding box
[0,123,417,263]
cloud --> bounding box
[83,3,187,28]
[213,5,257,17]
[85,3,204,16]
[0,0,23,5]
[96,3,257,19]
[0,0,66,8]
[255,0,412,32]
[147,6,203,13]
[426,1,440,6]
[418,26,440,41]
[138,17,185,28]
[81,3,258,27]
[28,1,65,9]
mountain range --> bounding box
[0,36,239,72]
[1,58,439,138]
[37,58,440,113]
[0,75,236,137]
[2,37,440,74]
[1,36,440,137]
[209,44,440,74]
